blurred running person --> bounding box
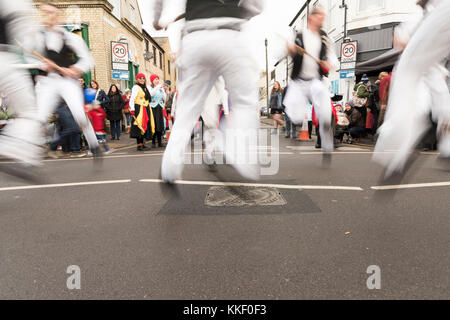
[373,0,450,177]
[0,0,44,181]
[31,2,101,159]
[283,6,339,154]
[154,0,265,183]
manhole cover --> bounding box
[205,186,287,207]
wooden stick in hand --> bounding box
[15,39,66,74]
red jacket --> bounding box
[87,107,107,132]
[312,102,338,128]
[379,73,392,106]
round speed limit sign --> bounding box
[341,41,357,63]
[111,42,129,64]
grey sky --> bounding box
[138,0,306,70]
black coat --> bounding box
[106,94,124,121]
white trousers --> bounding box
[35,74,98,149]
[0,52,43,165]
[373,0,450,176]
[201,77,228,161]
[284,78,333,152]
[161,29,260,182]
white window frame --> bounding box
[357,0,385,14]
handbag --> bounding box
[352,90,368,107]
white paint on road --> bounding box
[0,179,131,192]
[140,179,364,191]
[371,181,450,190]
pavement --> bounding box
[0,121,449,299]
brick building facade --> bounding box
[32,0,171,91]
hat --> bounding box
[135,73,146,80]
[361,74,369,82]
[84,88,97,104]
[164,80,171,87]
[150,74,159,83]
[345,100,354,108]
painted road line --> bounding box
[299,151,397,155]
[0,179,131,192]
[371,181,450,191]
[140,179,363,191]
[0,152,166,164]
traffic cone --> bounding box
[298,115,310,141]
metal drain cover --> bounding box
[205,186,287,207]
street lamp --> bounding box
[339,0,350,42]
[265,38,269,118]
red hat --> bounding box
[135,73,146,80]
[150,74,159,83]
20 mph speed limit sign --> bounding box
[341,41,358,63]
[111,42,129,64]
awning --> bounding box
[355,48,401,75]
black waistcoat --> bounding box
[291,29,329,80]
[0,15,11,45]
[185,0,247,21]
[43,31,78,68]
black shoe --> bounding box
[315,144,321,149]
[142,145,151,151]
[158,143,166,148]
[137,145,143,151]
[285,135,290,138]
[151,143,156,148]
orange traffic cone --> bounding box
[298,115,311,141]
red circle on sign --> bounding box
[113,43,127,59]
[343,43,356,58]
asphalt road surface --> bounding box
[0,127,449,299]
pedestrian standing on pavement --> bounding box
[129,73,155,151]
[106,84,125,141]
[122,89,132,134]
[85,89,112,154]
[154,0,265,183]
[90,80,109,110]
[282,85,297,139]
[270,81,284,135]
[48,102,85,158]
[149,74,167,148]
[283,6,339,156]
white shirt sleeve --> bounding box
[129,86,139,112]
[171,93,177,118]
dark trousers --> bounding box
[285,114,297,137]
[152,131,163,146]
[51,130,81,152]
[308,121,313,139]
[349,127,365,139]
[110,120,121,139]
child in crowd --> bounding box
[84,89,112,155]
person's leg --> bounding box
[61,77,99,151]
[309,79,333,152]
[315,125,321,148]
[117,120,121,140]
[161,31,218,182]
[285,114,291,138]
[283,79,309,125]
[308,121,313,139]
[0,69,51,165]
